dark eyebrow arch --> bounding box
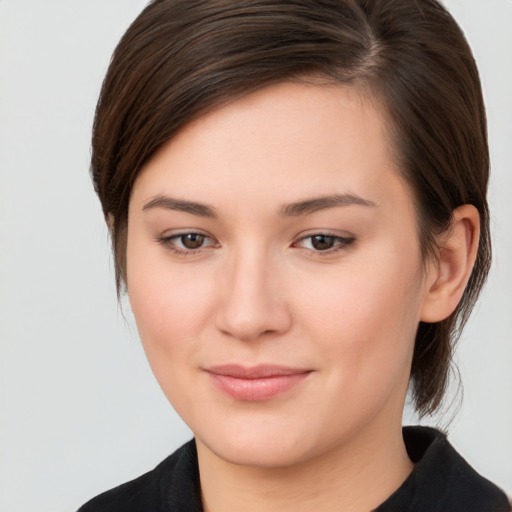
[142,195,218,218]
[281,194,377,217]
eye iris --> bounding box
[311,234,335,250]
[181,233,205,249]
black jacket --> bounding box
[78,426,510,512]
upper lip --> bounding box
[204,364,312,379]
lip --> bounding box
[204,365,312,401]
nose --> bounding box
[215,248,292,341]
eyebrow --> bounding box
[142,193,376,219]
[143,196,218,218]
[280,194,377,216]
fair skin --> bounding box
[125,82,479,512]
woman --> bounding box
[79,0,510,510]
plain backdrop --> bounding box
[0,1,511,511]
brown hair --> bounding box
[91,0,490,416]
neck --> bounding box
[196,417,413,512]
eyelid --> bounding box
[155,229,219,255]
[154,229,356,256]
[293,231,356,253]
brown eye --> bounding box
[310,234,335,251]
[180,233,205,249]
[156,231,217,255]
[295,233,356,254]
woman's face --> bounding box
[127,82,434,467]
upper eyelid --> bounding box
[294,229,355,241]
[156,232,218,255]
[298,231,352,239]
[156,230,215,243]
[293,233,356,252]
[159,228,214,240]
[295,234,354,244]
[156,230,354,247]
[168,232,216,244]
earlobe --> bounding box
[420,204,480,323]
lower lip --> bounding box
[207,372,310,401]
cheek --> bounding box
[127,258,220,423]
[294,246,424,395]
[126,236,215,369]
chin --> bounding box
[195,418,329,469]
[207,438,306,468]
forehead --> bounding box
[131,81,406,214]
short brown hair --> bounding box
[91,0,491,416]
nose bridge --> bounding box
[216,242,290,341]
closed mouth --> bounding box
[204,364,312,401]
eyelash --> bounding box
[155,232,218,256]
[155,232,356,256]
[293,233,356,254]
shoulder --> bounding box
[77,440,201,512]
[423,428,511,512]
[379,426,511,512]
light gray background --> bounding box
[0,1,510,511]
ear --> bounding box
[420,204,480,323]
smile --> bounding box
[204,365,312,401]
